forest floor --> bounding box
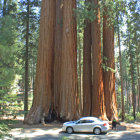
[2,117,140,140]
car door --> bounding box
[74,120,94,132]
[85,120,95,132]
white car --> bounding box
[62,117,109,135]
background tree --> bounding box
[115,1,126,121]
[103,1,118,120]
[0,0,19,116]
[17,0,41,117]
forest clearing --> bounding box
[1,117,140,140]
[0,0,139,139]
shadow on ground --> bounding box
[8,120,140,140]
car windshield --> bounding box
[75,120,79,123]
[96,118,103,122]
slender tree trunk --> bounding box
[117,19,125,121]
[126,81,129,113]
[24,0,30,117]
[24,0,56,124]
[59,0,79,121]
[103,7,118,121]
[136,45,140,111]
[31,56,35,92]
[130,55,136,119]
[83,0,92,117]
[124,50,129,113]
[53,0,63,119]
[3,0,7,16]
[91,0,107,120]
[78,47,82,113]
[128,36,136,120]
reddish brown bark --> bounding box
[53,0,63,119]
[91,0,107,120]
[24,0,56,124]
[83,0,92,116]
[103,7,118,121]
[59,0,79,121]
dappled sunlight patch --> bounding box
[10,127,62,139]
[8,121,140,139]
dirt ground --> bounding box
[3,118,140,140]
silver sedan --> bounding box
[62,117,109,135]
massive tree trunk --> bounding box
[59,0,79,121]
[103,7,118,121]
[24,0,56,124]
[53,0,63,119]
[83,0,92,117]
[91,0,107,120]
[117,17,125,121]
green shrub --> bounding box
[125,114,134,122]
[61,136,69,140]
[0,123,10,139]
[136,112,140,121]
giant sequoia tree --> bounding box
[91,0,107,120]
[24,0,79,124]
[59,0,79,120]
[103,5,118,120]
[53,0,63,120]
[83,0,92,117]
[83,0,107,120]
[24,0,56,124]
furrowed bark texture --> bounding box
[53,0,63,119]
[83,9,92,116]
[24,0,56,124]
[103,8,118,121]
[91,0,107,120]
[60,0,79,120]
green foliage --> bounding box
[0,123,10,139]
[125,114,135,123]
[0,0,41,118]
[102,56,116,73]
[0,93,23,116]
[0,16,18,86]
[0,119,20,139]
[61,136,69,140]
[0,15,19,113]
[136,112,140,122]
[0,9,22,115]
[76,0,96,30]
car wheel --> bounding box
[66,127,73,134]
[93,127,101,135]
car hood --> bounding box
[64,121,76,125]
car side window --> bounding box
[79,120,94,123]
[85,120,94,123]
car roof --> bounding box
[80,117,99,121]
